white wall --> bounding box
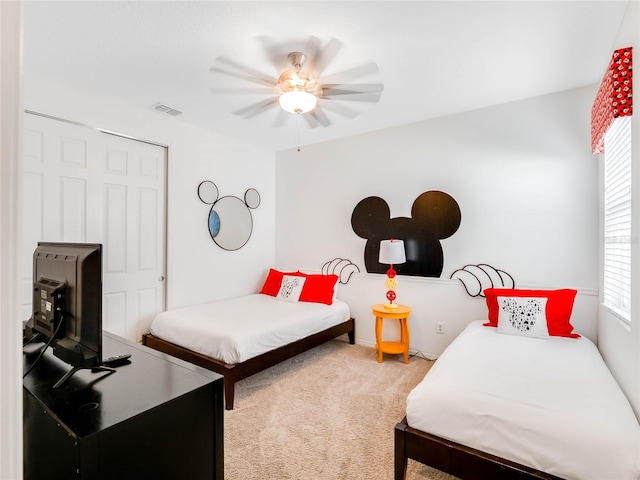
[598,0,640,419]
[275,86,599,356]
[23,76,276,311]
[1,2,24,477]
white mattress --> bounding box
[406,320,640,480]
[150,294,351,364]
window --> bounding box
[603,116,632,321]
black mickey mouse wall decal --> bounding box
[351,191,461,277]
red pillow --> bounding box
[297,273,339,305]
[260,269,300,297]
[484,288,580,338]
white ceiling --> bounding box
[23,1,629,152]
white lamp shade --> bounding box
[279,90,317,114]
[379,239,406,265]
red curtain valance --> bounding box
[591,47,633,155]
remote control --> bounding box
[102,353,132,368]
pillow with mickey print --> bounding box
[496,296,549,339]
[275,275,306,303]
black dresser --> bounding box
[23,331,224,480]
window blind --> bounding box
[603,116,632,321]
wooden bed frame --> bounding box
[394,417,564,480]
[143,317,355,410]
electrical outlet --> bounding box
[436,322,444,334]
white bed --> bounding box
[150,293,351,364]
[144,293,354,409]
[403,320,640,480]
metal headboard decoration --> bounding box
[450,264,515,297]
[322,258,360,284]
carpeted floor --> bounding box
[223,339,458,480]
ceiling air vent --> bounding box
[152,103,183,117]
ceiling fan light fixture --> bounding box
[211,45,383,124]
[279,90,317,114]
[276,53,321,115]
[278,68,318,92]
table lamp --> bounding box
[379,239,406,309]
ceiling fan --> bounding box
[209,36,384,128]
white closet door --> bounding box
[22,113,166,342]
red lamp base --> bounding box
[384,265,399,309]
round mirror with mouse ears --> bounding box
[198,181,261,251]
[245,188,261,209]
[197,180,219,204]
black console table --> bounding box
[23,331,224,480]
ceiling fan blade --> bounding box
[308,106,331,127]
[322,83,385,95]
[300,36,322,68]
[212,57,277,86]
[256,35,342,78]
[209,87,275,95]
[320,62,380,84]
[232,97,279,119]
[322,92,382,103]
[271,108,291,128]
[210,66,271,87]
[303,112,321,129]
[255,35,296,72]
[317,99,360,119]
[307,37,342,77]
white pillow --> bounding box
[276,275,306,303]
[497,296,549,339]
[331,281,339,301]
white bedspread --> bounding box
[150,294,351,364]
[406,320,640,480]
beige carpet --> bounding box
[223,339,458,480]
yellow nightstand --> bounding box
[372,304,411,364]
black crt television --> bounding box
[25,242,106,387]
